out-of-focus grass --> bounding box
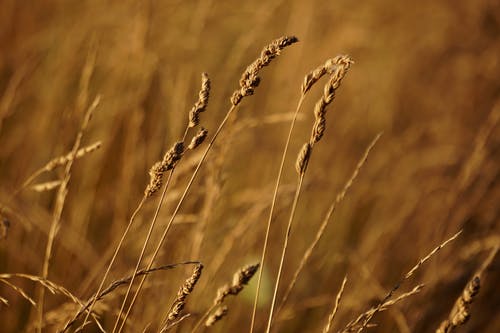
[0,0,498,332]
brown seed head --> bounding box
[312,117,327,144]
[162,141,185,171]
[296,143,312,175]
[167,263,203,322]
[214,263,260,305]
[189,73,211,128]
[231,36,298,106]
[188,127,208,150]
[205,306,228,327]
[145,161,165,197]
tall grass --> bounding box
[0,1,499,332]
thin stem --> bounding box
[80,196,146,329]
[112,171,174,332]
[249,94,306,333]
[322,276,347,333]
[275,134,382,316]
[265,172,306,333]
[117,105,237,333]
[191,304,217,333]
[37,97,98,332]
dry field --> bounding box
[0,0,499,332]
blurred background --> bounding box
[0,0,499,332]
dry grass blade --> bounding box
[37,95,100,332]
[19,141,102,192]
[0,278,36,306]
[119,36,298,333]
[351,231,462,333]
[436,246,498,333]
[30,180,62,192]
[0,273,104,331]
[341,284,424,333]
[61,261,200,332]
[277,134,381,315]
[323,276,348,333]
[159,314,191,333]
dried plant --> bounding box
[19,139,102,192]
[192,263,260,333]
[231,36,299,106]
[322,276,347,333]
[342,231,462,333]
[163,263,203,324]
[117,36,298,333]
[251,55,352,332]
[205,306,228,327]
[188,73,211,128]
[214,263,260,305]
[436,246,498,333]
[277,133,381,315]
[37,95,100,332]
[265,55,353,333]
[341,284,425,333]
[188,127,208,150]
[113,72,212,332]
[61,261,199,332]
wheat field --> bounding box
[0,0,499,332]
